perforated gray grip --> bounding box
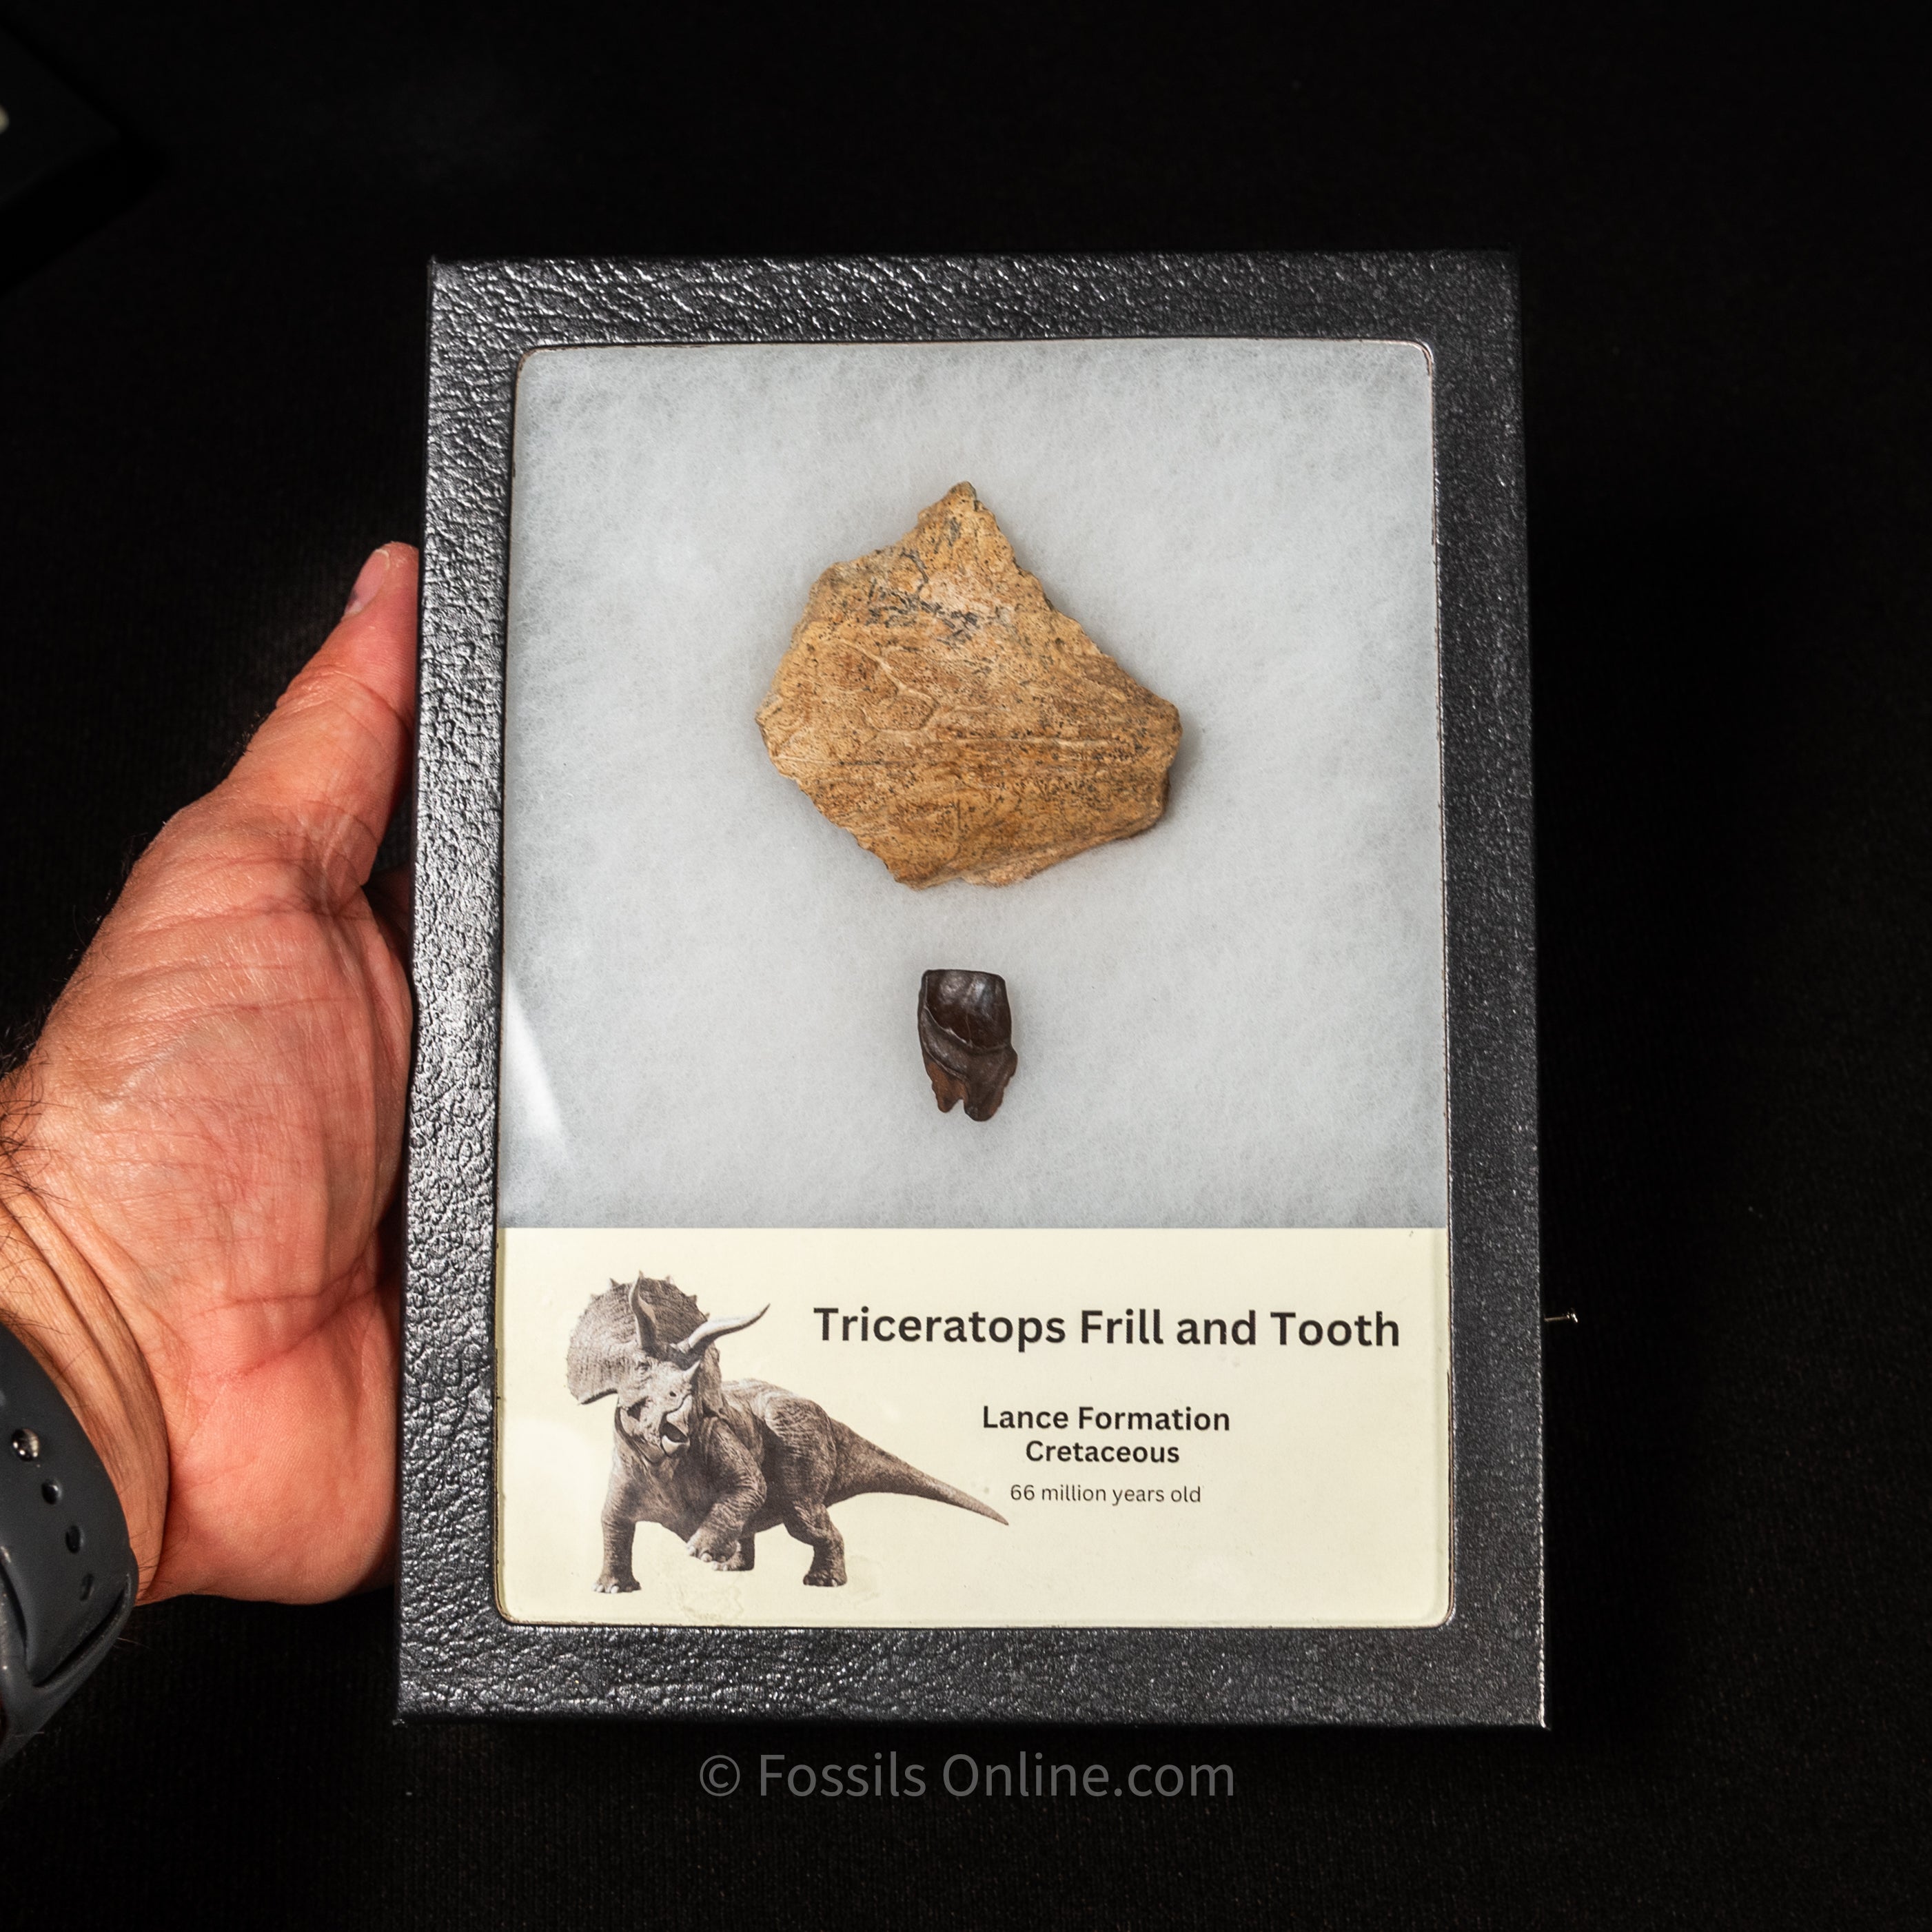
[0,1320,137,1762]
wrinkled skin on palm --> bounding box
[567,1276,1004,1589]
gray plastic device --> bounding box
[0,1320,137,1762]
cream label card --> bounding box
[498,1226,1449,1629]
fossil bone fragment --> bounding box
[918,969,1018,1121]
[756,483,1181,887]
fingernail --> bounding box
[344,547,391,616]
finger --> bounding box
[217,543,420,904]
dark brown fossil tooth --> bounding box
[918,970,1019,1123]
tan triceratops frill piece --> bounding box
[755,484,1182,888]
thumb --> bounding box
[217,543,420,905]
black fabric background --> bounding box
[0,6,1924,1924]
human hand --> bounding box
[0,545,418,1602]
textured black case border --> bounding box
[400,254,1540,1725]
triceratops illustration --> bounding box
[567,1276,1006,1589]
